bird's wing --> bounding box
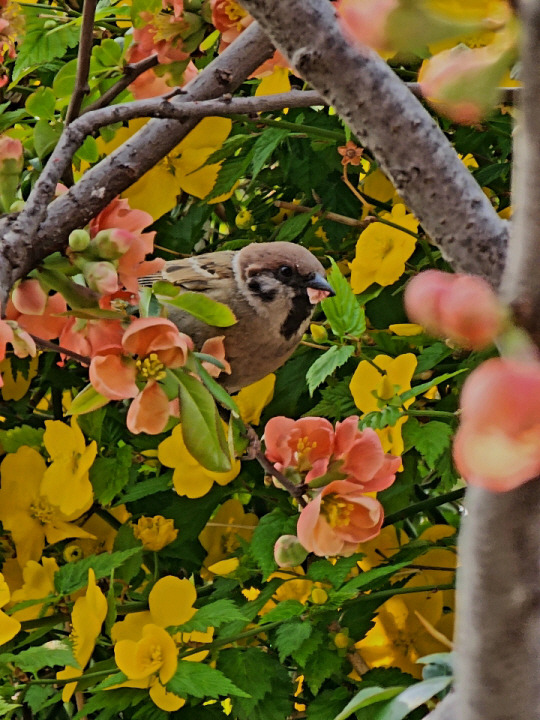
[138,251,236,293]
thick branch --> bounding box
[240,0,509,286]
[0,23,274,301]
[500,1,540,342]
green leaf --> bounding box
[37,267,99,309]
[25,87,56,119]
[400,370,466,402]
[13,9,80,82]
[54,548,142,595]
[0,425,44,452]
[0,642,77,673]
[92,38,122,68]
[306,345,355,395]
[321,259,366,338]
[177,599,247,632]
[175,370,231,472]
[162,290,236,327]
[33,118,62,158]
[415,342,453,374]
[90,445,133,505]
[52,58,78,97]
[308,688,350,720]
[0,699,21,717]
[190,356,240,417]
[308,379,358,421]
[250,128,288,181]
[304,646,343,693]
[330,561,410,605]
[292,627,325,665]
[402,419,454,468]
[274,620,312,662]
[307,555,364,586]
[68,384,110,416]
[117,474,172,503]
[250,509,296,579]
[333,686,405,720]
[258,599,305,624]
[167,661,250,699]
[75,135,99,163]
[371,677,453,720]
[276,211,315,242]
[205,134,253,165]
[207,155,251,201]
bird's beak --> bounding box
[306,273,335,304]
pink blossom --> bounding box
[454,358,540,491]
[337,0,398,54]
[264,416,335,482]
[200,336,231,378]
[405,269,503,349]
[297,480,384,556]
[6,290,67,341]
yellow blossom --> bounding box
[208,558,240,576]
[77,505,131,557]
[0,356,39,401]
[94,117,233,220]
[349,353,417,456]
[235,374,276,425]
[350,205,419,293]
[242,586,261,602]
[199,499,258,578]
[57,568,107,701]
[353,526,456,678]
[255,66,291,96]
[158,424,240,499]
[389,323,423,336]
[259,567,313,616]
[41,418,97,516]
[9,556,59,622]
[361,167,401,208]
[0,446,95,567]
[310,324,328,343]
[0,573,21,646]
[358,526,409,572]
[133,515,178,551]
[112,576,197,643]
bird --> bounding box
[139,241,335,392]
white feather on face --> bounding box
[139,241,334,392]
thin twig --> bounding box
[81,55,160,114]
[30,334,91,365]
[254,449,307,507]
[273,199,368,227]
[65,0,98,125]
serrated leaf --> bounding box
[330,561,410,604]
[333,686,405,720]
[258,599,304,624]
[175,370,231,472]
[54,548,141,595]
[276,211,315,242]
[274,620,312,662]
[162,291,236,327]
[68,384,110,416]
[308,379,358,420]
[321,259,366,338]
[304,646,343,693]
[0,699,21,716]
[402,420,454,468]
[207,155,251,201]
[250,128,288,181]
[25,87,56,120]
[307,555,363,586]
[177,599,247,633]
[306,345,355,395]
[250,509,296,579]
[167,661,250,699]
[205,134,253,165]
[0,425,44,452]
[90,445,132,505]
[117,474,171,503]
[308,688,350,720]
[0,642,77,673]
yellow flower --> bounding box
[350,205,418,293]
[259,567,313,616]
[0,356,39,401]
[255,66,291,96]
[133,516,178,551]
[180,626,214,663]
[242,586,261,601]
[9,556,59,622]
[0,573,21,646]
[94,117,233,221]
[349,353,417,456]
[357,526,409,572]
[77,505,131,557]
[158,424,241,499]
[199,499,258,578]
[353,526,455,678]
[57,568,107,701]
[0,446,95,567]
[41,418,97,516]
[112,576,197,643]
[389,323,423,336]
[235,374,276,425]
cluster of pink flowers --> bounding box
[0,0,20,88]
[404,269,540,493]
[265,416,401,559]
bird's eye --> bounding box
[278,265,293,278]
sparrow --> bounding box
[139,241,335,392]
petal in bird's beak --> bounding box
[306,273,335,304]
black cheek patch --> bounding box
[248,279,277,302]
[281,291,312,340]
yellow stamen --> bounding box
[136,353,166,382]
[321,494,354,528]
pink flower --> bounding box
[337,0,398,54]
[454,358,540,492]
[297,480,384,556]
[200,336,231,379]
[59,317,124,360]
[404,269,503,350]
[264,416,335,482]
[334,417,401,491]
[0,135,23,164]
[7,288,68,341]
[121,317,193,368]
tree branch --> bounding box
[239,0,509,286]
[65,0,98,125]
[0,22,275,303]
[81,55,160,114]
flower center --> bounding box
[149,644,163,664]
[224,0,247,23]
[29,497,55,525]
[295,436,317,472]
[136,353,166,382]
[321,494,354,528]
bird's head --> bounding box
[235,241,335,340]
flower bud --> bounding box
[274,535,308,568]
[83,261,119,295]
[91,228,134,259]
[69,228,91,252]
[11,279,48,315]
[310,323,328,343]
[235,209,253,229]
[133,515,178,551]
